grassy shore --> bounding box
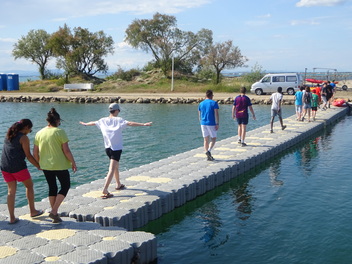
[2,76,352,102]
[16,75,252,94]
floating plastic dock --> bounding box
[0,106,348,263]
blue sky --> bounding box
[0,0,351,75]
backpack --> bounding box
[304,92,312,104]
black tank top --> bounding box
[1,132,27,173]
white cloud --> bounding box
[115,42,132,49]
[258,13,271,18]
[290,19,320,25]
[0,38,17,43]
[1,0,211,24]
[296,0,347,7]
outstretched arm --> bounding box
[127,121,152,127]
[79,121,97,126]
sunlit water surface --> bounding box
[1,102,351,263]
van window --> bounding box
[286,76,297,82]
[273,76,285,82]
[262,76,271,83]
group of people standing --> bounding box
[1,104,151,224]
[0,109,76,224]
[294,81,336,122]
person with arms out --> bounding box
[270,87,287,133]
[198,90,219,161]
[79,103,152,199]
[34,108,77,223]
[294,86,304,121]
[232,87,256,147]
[1,119,43,224]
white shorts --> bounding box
[201,125,217,138]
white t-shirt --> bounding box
[270,92,283,110]
[95,117,128,150]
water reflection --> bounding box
[269,159,284,186]
[232,182,254,221]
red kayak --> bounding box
[306,78,339,84]
[306,78,324,84]
[332,99,346,107]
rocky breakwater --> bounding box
[0,95,295,105]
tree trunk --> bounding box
[39,65,45,80]
[216,70,221,84]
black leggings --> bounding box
[43,170,71,197]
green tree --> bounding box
[49,24,114,80]
[125,12,213,75]
[12,29,53,80]
[201,40,248,84]
[243,62,266,83]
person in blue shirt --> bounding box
[198,90,219,161]
[294,86,304,121]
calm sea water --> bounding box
[0,101,351,263]
[142,112,352,264]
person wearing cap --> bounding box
[79,103,152,199]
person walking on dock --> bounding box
[311,89,319,121]
[1,119,43,224]
[34,108,77,223]
[301,86,312,122]
[198,90,219,161]
[294,86,304,121]
[232,87,256,147]
[270,87,286,133]
[79,103,152,199]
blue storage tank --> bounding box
[0,73,7,91]
[7,73,19,91]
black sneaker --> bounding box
[241,143,247,147]
[206,151,214,161]
[238,139,241,144]
[49,213,62,223]
[282,125,287,130]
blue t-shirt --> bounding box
[234,95,252,118]
[295,91,303,106]
[198,99,219,126]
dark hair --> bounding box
[46,108,61,127]
[6,119,33,141]
[206,90,213,98]
[240,87,247,94]
[277,87,283,93]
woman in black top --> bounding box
[1,119,43,224]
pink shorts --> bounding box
[2,169,31,183]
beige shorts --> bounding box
[201,125,217,138]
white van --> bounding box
[250,73,303,95]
